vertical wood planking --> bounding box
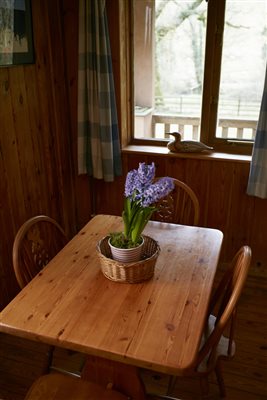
[9,67,42,216]
[183,158,211,227]
[30,0,63,221]
[0,68,27,227]
[0,0,78,309]
[61,0,80,229]
[250,196,267,273]
[36,0,76,236]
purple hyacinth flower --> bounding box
[124,162,156,198]
[137,162,155,187]
[124,169,139,197]
[140,177,175,207]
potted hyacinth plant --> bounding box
[109,162,174,262]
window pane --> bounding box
[133,0,207,140]
[217,0,267,141]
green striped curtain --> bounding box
[77,0,122,182]
[247,64,267,198]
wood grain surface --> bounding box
[1,0,266,315]
[0,215,223,376]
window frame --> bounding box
[119,0,255,155]
[201,0,253,155]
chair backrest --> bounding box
[13,215,68,289]
[152,178,200,225]
[196,245,251,370]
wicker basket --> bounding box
[97,235,160,283]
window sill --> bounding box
[122,145,252,163]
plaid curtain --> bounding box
[247,64,267,198]
[77,0,122,182]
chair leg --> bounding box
[166,375,177,395]
[199,376,209,398]
[215,362,226,398]
[46,346,55,372]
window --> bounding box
[130,0,267,154]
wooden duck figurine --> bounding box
[167,132,213,153]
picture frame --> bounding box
[0,0,34,66]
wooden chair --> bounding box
[13,215,68,289]
[24,372,130,400]
[147,246,251,399]
[12,215,70,374]
[152,178,200,226]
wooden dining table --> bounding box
[0,214,223,396]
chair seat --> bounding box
[24,373,129,400]
[197,314,236,374]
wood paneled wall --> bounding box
[0,0,78,309]
[0,0,266,310]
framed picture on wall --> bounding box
[0,0,34,66]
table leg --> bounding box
[81,355,147,400]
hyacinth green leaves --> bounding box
[110,162,175,248]
[122,196,156,245]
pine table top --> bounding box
[0,214,223,375]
